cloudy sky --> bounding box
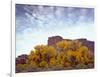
[16,4,94,57]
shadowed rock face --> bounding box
[16,36,94,73]
[16,36,94,65]
[77,39,94,53]
[48,36,94,53]
[48,36,63,46]
[16,54,28,64]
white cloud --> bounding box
[16,5,94,57]
[16,21,95,57]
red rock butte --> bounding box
[48,36,94,53]
[16,36,94,65]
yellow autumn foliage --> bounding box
[16,40,94,73]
